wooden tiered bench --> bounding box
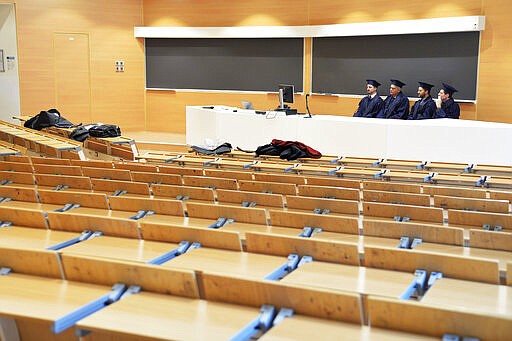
[0,120,85,160]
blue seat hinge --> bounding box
[146,241,201,265]
[374,169,389,179]
[264,254,300,281]
[284,163,300,172]
[398,236,410,249]
[111,189,128,197]
[164,155,183,163]
[427,272,443,289]
[298,227,322,238]
[298,226,313,238]
[423,172,437,183]
[397,237,422,249]
[204,157,221,166]
[475,175,490,188]
[54,203,80,213]
[401,270,443,300]
[129,210,155,220]
[0,267,12,275]
[328,166,343,175]
[52,282,140,334]
[482,224,501,231]
[0,221,13,228]
[463,163,476,173]
[208,217,234,229]
[243,160,260,169]
[241,201,257,208]
[372,158,385,167]
[330,156,343,164]
[442,333,480,341]
[230,304,276,341]
[416,161,429,170]
[230,305,294,341]
[46,230,103,251]
[400,269,427,300]
[394,216,411,222]
[54,184,69,191]
[264,255,312,281]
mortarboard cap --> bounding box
[442,83,458,95]
[390,79,405,88]
[418,81,434,92]
[366,79,381,87]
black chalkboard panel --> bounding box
[312,32,479,100]
[145,38,304,92]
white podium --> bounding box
[186,106,512,166]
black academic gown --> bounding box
[434,98,460,119]
[353,94,384,118]
[377,92,409,119]
[407,96,436,120]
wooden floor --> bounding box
[124,131,187,153]
[123,131,186,144]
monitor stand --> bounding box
[276,107,298,115]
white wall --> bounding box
[0,4,20,123]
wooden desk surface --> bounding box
[0,226,80,249]
[162,247,286,279]
[282,261,414,298]
[221,223,275,240]
[77,292,259,340]
[62,206,128,219]
[0,200,62,212]
[142,214,268,237]
[415,242,512,272]
[140,214,198,227]
[422,278,512,316]
[0,273,110,321]
[260,314,436,341]
[63,236,180,263]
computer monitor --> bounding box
[278,84,294,110]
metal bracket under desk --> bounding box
[46,230,103,251]
[52,282,141,334]
[146,241,201,265]
[264,254,313,281]
[400,269,443,300]
[231,305,294,341]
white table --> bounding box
[186,106,512,166]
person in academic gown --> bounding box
[376,79,410,119]
[434,83,460,119]
[406,81,437,120]
[353,79,384,118]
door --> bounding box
[53,32,91,125]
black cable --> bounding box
[305,93,312,118]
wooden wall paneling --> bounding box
[307,1,481,25]
[477,0,512,123]
[143,0,310,27]
[16,0,144,130]
[141,0,488,133]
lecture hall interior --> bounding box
[0,1,511,340]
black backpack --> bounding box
[69,126,90,142]
[191,142,232,155]
[88,124,121,138]
[255,144,281,156]
[24,109,76,130]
